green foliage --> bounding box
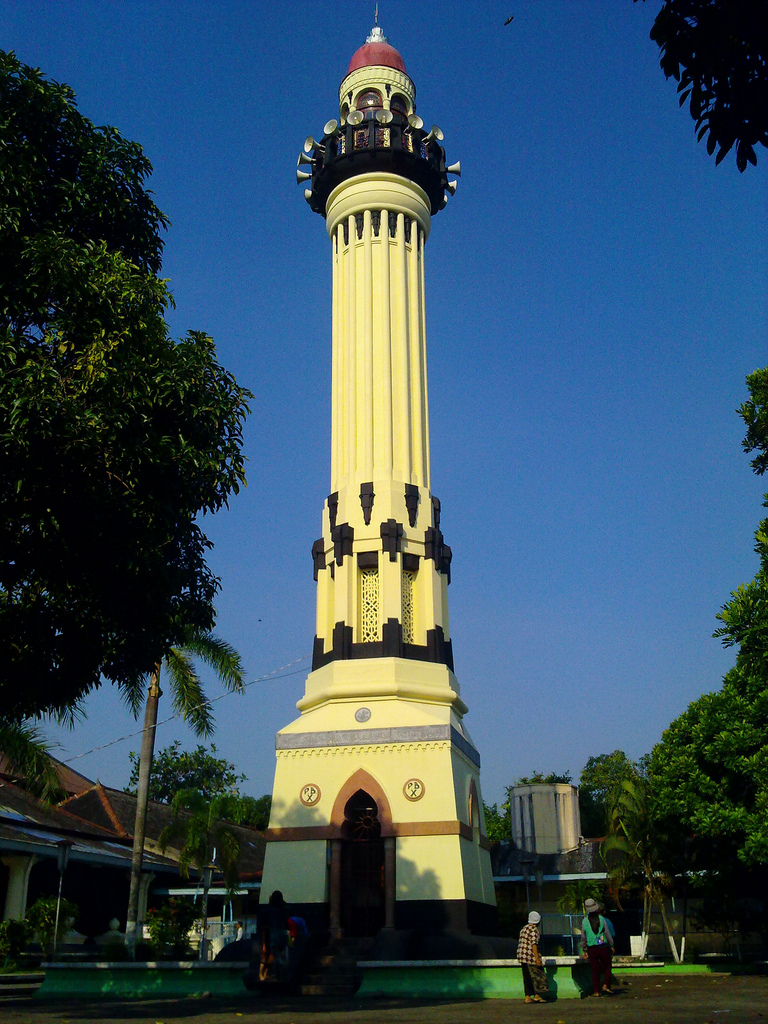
[602,779,674,907]
[158,789,243,894]
[230,793,272,831]
[647,369,768,871]
[514,771,572,785]
[127,741,246,804]
[556,880,605,917]
[26,896,78,953]
[0,919,28,966]
[146,897,199,958]
[714,370,768,680]
[0,720,63,803]
[0,51,252,719]
[641,0,767,171]
[483,800,510,842]
[579,751,644,838]
[647,666,768,868]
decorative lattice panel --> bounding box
[360,569,379,643]
[402,570,416,644]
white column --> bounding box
[2,854,38,921]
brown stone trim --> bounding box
[96,783,129,837]
[330,768,393,829]
[468,778,478,829]
[265,818,495,846]
[265,825,338,842]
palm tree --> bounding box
[158,788,243,960]
[602,778,680,962]
[125,629,244,955]
[0,718,64,803]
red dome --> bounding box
[347,38,406,75]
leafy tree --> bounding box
[643,368,768,940]
[638,0,768,171]
[714,368,768,670]
[230,793,272,831]
[483,799,510,842]
[514,771,573,785]
[647,665,768,868]
[556,880,606,917]
[579,750,644,838]
[127,741,247,804]
[648,368,768,868]
[602,779,680,961]
[125,631,244,954]
[0,52,251,720]
[158,789,243,960]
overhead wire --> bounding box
[54,653,311,768]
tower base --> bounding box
[260,659,496,938]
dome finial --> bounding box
[366,4,387,44]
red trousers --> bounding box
[587,944,612,993]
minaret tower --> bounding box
[261,24,496,937]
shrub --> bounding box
[26,896,78,954]
[0,920,28,967]
[145,898,199,958]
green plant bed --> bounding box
[35,962,250,1000]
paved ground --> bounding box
[1,974,767,1024]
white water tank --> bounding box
[510,783,581,854]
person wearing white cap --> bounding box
[580,898,615,996]
[516,910,548,1003]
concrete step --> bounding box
[0,973,44,1000]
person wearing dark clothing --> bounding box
[580,898,615,996]
[260,890,290,981]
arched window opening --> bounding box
[390,93,408,117]
[356,89,382,113]
[344,789,382,841]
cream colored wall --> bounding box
[460,832,497,905]
[260,840,327,904]
[269,738,460,829]
[296,660,464,715]
[395,835,466,901]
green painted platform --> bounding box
[357,958,593,999]
[35,961,250,999]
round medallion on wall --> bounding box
[300,783,321,807]
[355,707,371,723]
[403,778,425,802]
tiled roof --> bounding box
[0,753,95,798]
[61,785,266,878]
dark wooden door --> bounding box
[341,838,384,937]
[340,789,385,937]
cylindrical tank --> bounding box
[509,783,581,854]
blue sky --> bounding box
[5,1,766,806]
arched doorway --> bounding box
[340,789,385,937]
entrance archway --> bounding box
[340,789,384,937]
